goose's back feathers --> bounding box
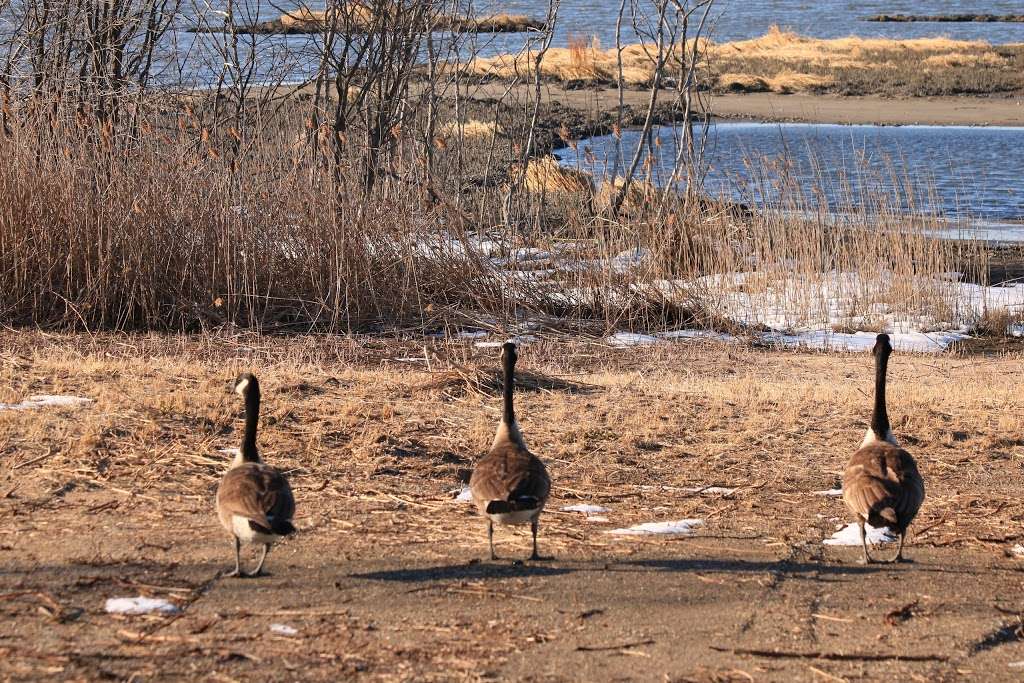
[217,462,296,537]
[843,441,924,531]
[469,441,550,519]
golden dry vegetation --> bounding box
[2,331,1023,562]
[465,26,1024,96]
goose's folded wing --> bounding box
[843,474,896,517]
[471,445,547,503]
[219,466,292,527]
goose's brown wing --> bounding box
[843,442,924,529]
[217,463,295,531]
[469,442,550,508]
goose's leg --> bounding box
[858,519,874,564]
[249,543,270,577]
[888,530,906,564]
[530,517,540,561]
[487,520,496,560]
[225,537,243,577]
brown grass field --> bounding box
[2,332,1024,681]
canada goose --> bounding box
[469,342,551,560]
[842,334,925,563]
[216,373,296,577]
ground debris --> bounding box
[884,600,919,626]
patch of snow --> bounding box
[454,486,473,503]
[1012,544,1024,557]
[561,504,611,514]
[678,269,1024,353]
[0,395,92,411]
[823,523,896,546]
[510,247,552,262]
[657,329,737,343]
[218,448,241,457]
[105,596,181,615]
[605,329,736,347]
[475,334,539,348]
[763,329,970,353]
[607,519,704,536]
[610,247,651,273]
[1009,661,1024,670]
[606,332,660,347]
[585,515,610,523]
[429,329,488,340]
[270,623,299,636]
[683,486,736,495]
[814,488,843,497]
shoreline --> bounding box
[466,83,1024,127]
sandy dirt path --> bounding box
[467,83,1024,127]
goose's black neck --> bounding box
[241,379,261,462]
[871,341,891,440]
[501,345,516,426]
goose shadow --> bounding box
[350,561,574,582]
[348,556,891,584]
[613,558,887,577]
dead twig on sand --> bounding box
[577,639,655,652]
[710,646,948,662]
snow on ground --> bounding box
[682,486,736,496]
[105,597,181,615]
[0,395,92,411]
[270,624,299,636]
[429,329,489,340]
[454,486,473,503]
[763,329,971,353]
[605,330,736,347]
[561,504,611,514]
[474,334,540,348]
[608,519,704,536]
[823,522,896,546]
[814,488,843,497]
[396,229,1024,352]
[605,332,659,346]
[1012,544,1024,557]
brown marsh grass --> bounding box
[0,79,998,340]
[465,26,1024,96]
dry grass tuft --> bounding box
[515,157,595,196]
[920,52,1006,69]
[415,365,593,398]
[717,73,771,92]
[438,119,501,141]
[765,71,836,93]
[595,177,659,214]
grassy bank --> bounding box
[466,26,1024,96]
[0,98,1017,345]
